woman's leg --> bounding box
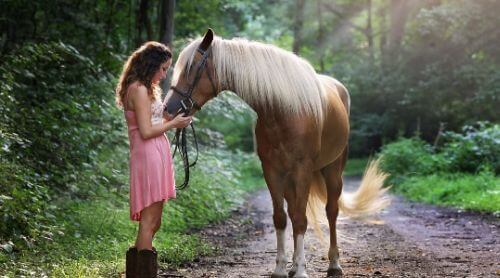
[135,201,164,250]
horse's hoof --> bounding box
[271,274,288,278]
[288,270,295,277]
[327,267,343,277]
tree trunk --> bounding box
[128,0,133,50]
[159,0,175,48]
[388,0,411,52]
[292,0,306,54]
[144,1,153,41]
[316,0,325,72]
[366,0,374,62]
[135,0,151,46]
[158,0,175,95]
[379,1,388,67]
[104,0,117,46]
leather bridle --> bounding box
[169,46,218,115]
[168,46,218,190]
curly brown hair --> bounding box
[115,41,172,107]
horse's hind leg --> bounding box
[288,171,324,277]
[321,149,348,277]
[262,162,288,278]
[286,164,313,278]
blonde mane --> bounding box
[173,36,326,120]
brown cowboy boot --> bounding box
[125,247,138,278]
[152,247,158,273]
[137,249,157,278]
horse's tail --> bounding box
[337,158,391,219]
[306,158,390,241]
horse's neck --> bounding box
[228,88,266,118]
[242,99,288,127]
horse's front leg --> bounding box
[262,164,288,278]
[273,224,288,277]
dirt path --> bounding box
[161,177,499,277]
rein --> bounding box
[171,122,198,190]
[168,46,217,190]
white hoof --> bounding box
[271,258,287,278]
[272,267,287,277]
[292,264,308,278]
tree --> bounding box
[292,0,306,54]
[316,0,325,71]
[388,0,412,53]
[136,0,153,47]
[159,0,175,48]
[366,0,374,61]
[322,1,374,62]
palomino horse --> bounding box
[165,29,390,278]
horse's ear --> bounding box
[199,28,214,51]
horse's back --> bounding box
[318,74,350,114]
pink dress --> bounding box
[124,94,176,221]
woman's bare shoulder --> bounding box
[128,82,149,99]
[128,81,147,93]
[126,82,151,112]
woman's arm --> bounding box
[130,85,191,140]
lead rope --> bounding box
[172,122,199,190]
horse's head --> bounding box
[164,29,220,118]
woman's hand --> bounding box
[169,114,192,129]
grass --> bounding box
[344,157,369,176]
[395,171,500,213]
[0,148,265,277]
[1,190,214,277]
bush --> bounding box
[378,123,499,213]
[0,159,56,250]
[379,137,445,184]
[440,122,499,174]
[0,42,127,251]
[0,42,124,190]
[380,122,499,181]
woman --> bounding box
[115,41,192,277]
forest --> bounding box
[1,0,498,276]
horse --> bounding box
[164,29,390,278]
